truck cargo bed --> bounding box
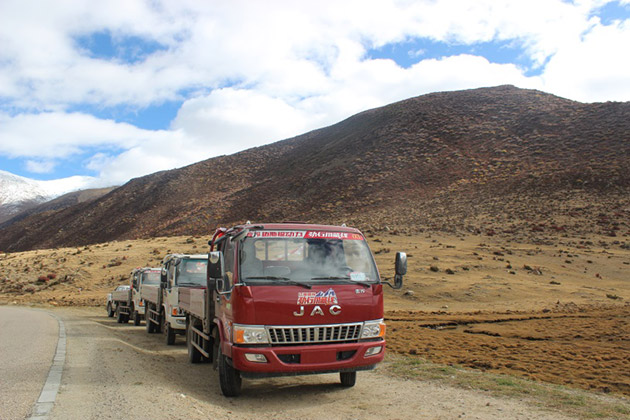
[178,287,206,318]
[111,289,130,303]
[141,284,160,305]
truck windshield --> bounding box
[175,259,207,286]
[142,271,161,285]
[239,231,379,285]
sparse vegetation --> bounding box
[388,355,630,420]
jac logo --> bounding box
[293,305,341,316]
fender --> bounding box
[213,318,233,358]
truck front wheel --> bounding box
[133,310,141,326]
[218,350,241,397]
[107,302,114,317]
[340,371,357,387]
[164,322,176,345]
[115,306,123,323]
[146,306,155,333]
[161,310,174,344]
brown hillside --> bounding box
[0,187,115,229]
[1,85,629,252]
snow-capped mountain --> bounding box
[0,170,94,222]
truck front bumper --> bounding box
[170,315,187,331]
[230,340,385,377]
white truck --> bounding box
[106,285,129,318]
[110,267,161,325]
[143,254,208,345]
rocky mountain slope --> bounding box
[1,85,629,252]
[0,170,95,223]
[0,186,116,229]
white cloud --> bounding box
[172,88,316,155]
[3,0,622,109]
[541,18,630,101]
[0,112,151,158]
[0,0,629,188]
[0,111,196,186]
[25,159,56,174]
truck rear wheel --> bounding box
[107,302,114,317]
[340,371,357,387]
[187,322,202,363]
[218,349,241,397]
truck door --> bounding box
[131,271,139,303]
[216,239,234,314]
[165,259,176,312]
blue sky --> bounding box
[1,0,629,188]
[368,38,539,74]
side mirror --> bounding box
[384,252,406,289]
[395,252,407,276]
[393,252,406,289]
[160,267,168,288]
[208,251,225,280]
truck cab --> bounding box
[183,223,406,397]
[159,254,208,344]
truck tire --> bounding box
[340,371,357,387]
[107,302,114,317]
[218,349,241,397]
[146,305,155,333]
[165,322,176,345]
[187,322,202,363]
[133,310,141,326]
[115,306,123,324]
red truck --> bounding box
[179,222,406,397]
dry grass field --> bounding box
[1,230,628,397]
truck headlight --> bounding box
[361,319,386,339]
[233,325,269,344]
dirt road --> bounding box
[0,306,58,420]
[4,306,577,420]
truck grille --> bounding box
[267,323,362,344]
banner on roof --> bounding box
[247,230,363,240]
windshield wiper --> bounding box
[245,276,312,289]
[310,276,371,288]
[177,282,204,286]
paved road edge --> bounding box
[28,313,66,420]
